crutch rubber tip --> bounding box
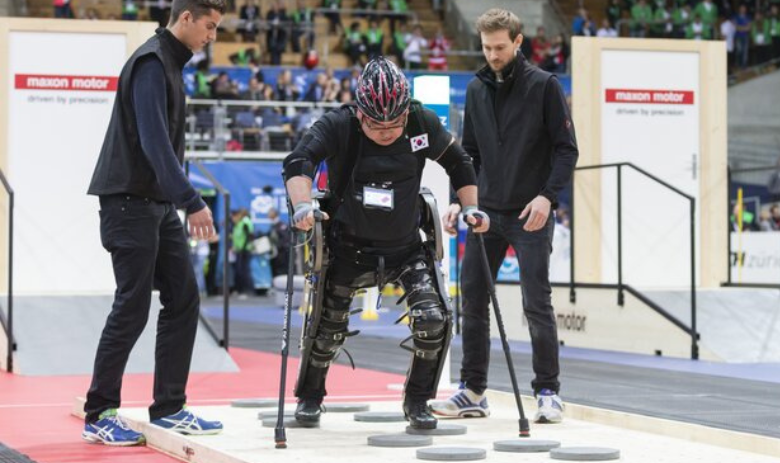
[519,419,531,437]
[274,428,287,448]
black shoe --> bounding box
[404,401,438,430]
[295,398,323,424]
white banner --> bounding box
[8,32,126,294]
[600,50,700,288]
[730,232,780,284]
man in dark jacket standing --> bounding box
[431,8,578,424]
[83,0,226,446]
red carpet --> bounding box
[0,348,405,463]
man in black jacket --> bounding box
[83,0,226,446]
[431,8,578,424]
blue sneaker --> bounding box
[82,409,145,446]
[429,385,490,418]
[150,406,223,435]
[534,389,564,423]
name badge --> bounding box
[363,186,394,211]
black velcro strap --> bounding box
[310,358,332,368]
[323,308,350,322]
[399,335,442,360]
[317,330,359,342]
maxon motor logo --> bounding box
[15,74,118,91]
[605,88,694,105]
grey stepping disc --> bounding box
[355,411,407,422]
[493,439,561,453]
[231,398,277,408]
[367,434,433,448]
[324,403,370,412]
[257,410,295,419]
[550,447,621,461]
[416,447,487,461]
[406,423,468,435]
[261,416,319,429]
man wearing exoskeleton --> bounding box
[283,57,489,429]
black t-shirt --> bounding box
[296,105,454,243]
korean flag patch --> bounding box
[410,133,429,153]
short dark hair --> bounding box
[169,0,226,24]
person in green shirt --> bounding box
[686,14,712,39]
[730,204,759,231]
[605,0,623,31]
[121,0,138,20]
[322,0,342,34]
[291,0,315,52]
[391,22,408,67]
[752,12,772,64]
[345,21,367,65]
[229,47,257,66]
[770,5,780,60]
[365,19,384,60]
[231,209,255,297]
[194,60,212,98]
[693,0,718,39]
[389,0,408,33]
[631,0,654,37]
[672,3,692,38]
[652,0,674,37]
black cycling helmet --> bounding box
[355,56,411,122]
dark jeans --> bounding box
[735,34,750,68]
[460,208,560,395]
[85,195,200,423]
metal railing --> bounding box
[130,0,418,20]
[186,99,340,155]
[185,99,467,158]
[0,169,15,372]
[312,7,417,23]
[187,160,231,350]
[567,162,699,360]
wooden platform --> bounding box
[71,391,780,463]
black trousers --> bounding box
[460,208,560,395]
[85,195,201,423]
[296,243,444,404]
[234,250,253,295]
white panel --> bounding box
[8,32,127,294]
[600,50,700,288]
[412,75,450,105]
[729,231,780,285]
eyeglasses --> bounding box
[361,114,408,132]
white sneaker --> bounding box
[534,389,564,423]
[429,387,490,418]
